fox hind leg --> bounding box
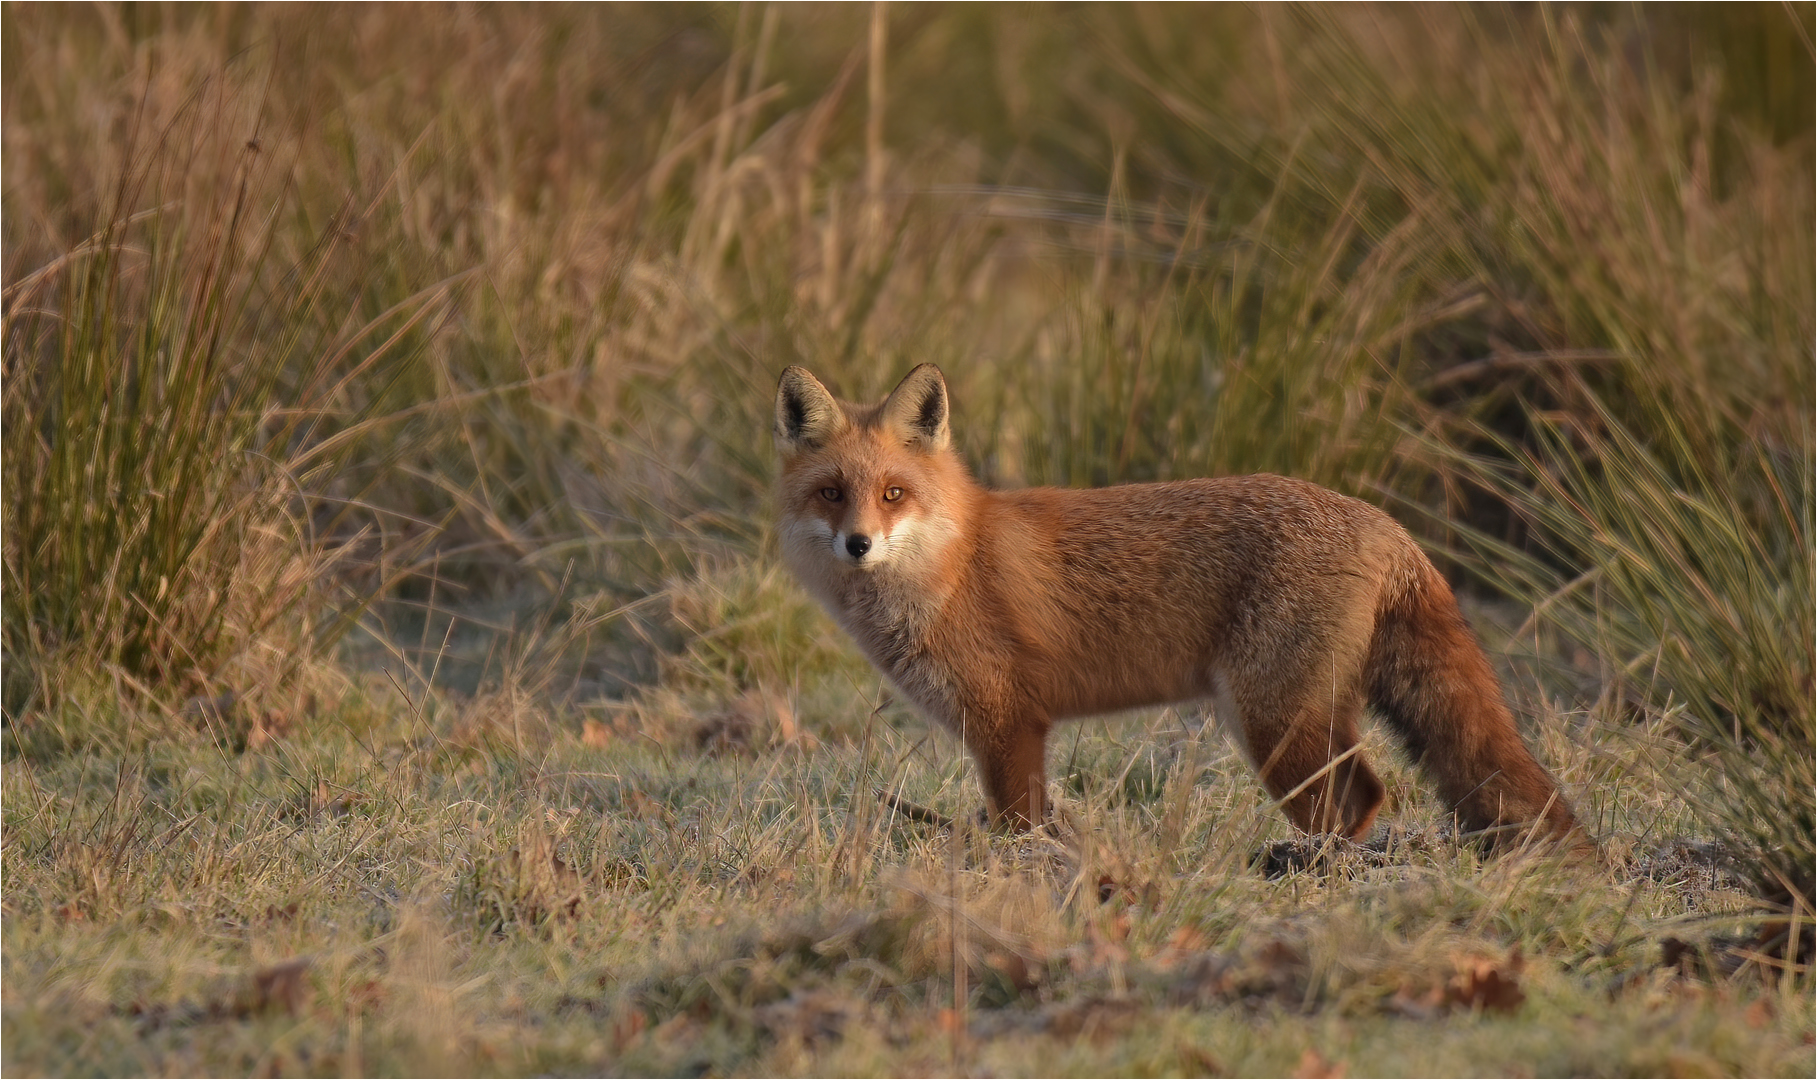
[1218,676,1385,840]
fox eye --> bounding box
[883,486,904,502]
[820,487,843,502]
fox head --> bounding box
[773,364,971,577]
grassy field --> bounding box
[3,3,1813,1075]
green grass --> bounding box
[4,3,1812,1075]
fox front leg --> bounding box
[964,712,1052,830]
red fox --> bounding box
[773,363,1582,846]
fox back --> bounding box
[774,364,1582,847]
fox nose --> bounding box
[845,534,872,559]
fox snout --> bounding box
[836,527,888,568]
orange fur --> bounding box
[774,364,1583,846]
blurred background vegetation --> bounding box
[3,2,1811,906]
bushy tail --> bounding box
[1367,558,1583,846]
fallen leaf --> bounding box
[1255,939,1305,974]
[1447,949,1526,1014]
[626,789,668,822]
[611,1008,648,1051]
[1291,1047,1346,1079]
[649,1012,702,1046]
[1745,997,1774,1029]
[241,958,313,1017]
[1391,949,1526,1017]
[1168,926,1209,953]
[347,979,387,1014]
[1176,1041,1223,1076]
[980,949,1039,993]
[768,691,816,749]
[1150,926,1210,971]
[247,707,298,750]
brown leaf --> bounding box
[241,958,313,1018]
[347,979,387,1015]
[1150,926,1210,972]
[649,1012,703,1047]
[581,718,613,748]
[1176,1041,1223,1076]
[1168,926,1210,953]
[1254,939,1305,974]
[306,781,365,819]
[611,1008,649,1051]
[1447,950,1526,1014]
[1393,950,1526,1016]
[247,707,298,750]
[626,789,668,822]
[1745,997,1774,1029]
[980,949,1038,993]
[1291,1048,1346,1079]
[768,691,815,749]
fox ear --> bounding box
[879,364,950,451]
[774,366,847,453]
